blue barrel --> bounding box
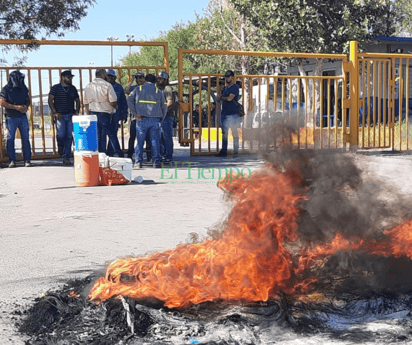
[72,115,98,151]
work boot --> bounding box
[8,161,16,168]
[215,151,227,157]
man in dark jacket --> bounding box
[0,70,32,168]
[105,69,128,157]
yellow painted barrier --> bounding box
[0,39,169,163]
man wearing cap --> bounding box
[0,70,32,168]
[216,70,241,158]
[48,70,80,165]
[127,74,166,168]
[125,71,144,95]
[105,69,128,157]
[157,71,175,163]
[125,71,145,159]
[83,68,123,157]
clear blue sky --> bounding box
[2,0,211,68]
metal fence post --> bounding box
[349,40,359,151]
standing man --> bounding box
[127,75,166,168]
[83,68,123,157]
[105,69,127,157]
[157,71,174,163]
[124,71,145,159]
[48,70,80,165]
[0,70,31,168]
[216,70,241,158]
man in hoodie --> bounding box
[0,70,32,168]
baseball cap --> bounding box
[107,69,117,76]
[224,70,235,77]
[145,74,156,83]
[158,71,169,79]
[61,70,74,77]
[133,71,145,78]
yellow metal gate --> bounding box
[177,41,412,155]
[0,39,169,163]
[177,49,352,155]
[358,50,412,151]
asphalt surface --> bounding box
[1,146,412,344]
[0,144,263,344]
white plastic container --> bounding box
[98,152,109,167]
[107,157,133,182]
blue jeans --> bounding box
[221,113,241,154]
[160,116,174,160]
[92,111,123,157]
[127,119,151,160]
[135,117,161,165]
[127,119,137,159]
[6,115,31,162]
[55,113,73,159]
[105,120,120,157]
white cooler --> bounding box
[107,157,133,182]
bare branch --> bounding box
[218,1,242,46]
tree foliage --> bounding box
[120,22,197,82]
[0,0,96,42]
[394,0,412,35]
[193,0,265,75]
[229,0,395,54]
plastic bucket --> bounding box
[74,151,99,187]
[73,115,98,151]
[107,157,133,182]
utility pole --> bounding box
[107,36,119,67]
[126,34,134,54]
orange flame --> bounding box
[89,165,412,308]
[89,167,305,308]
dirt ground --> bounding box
[1,147,412,344]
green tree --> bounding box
[229,0,396,114]
[0,0,96,42]
[229,0,395,66]
[194,0,273,115]
[120,22,198,82]
[394,0,412,35]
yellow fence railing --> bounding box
[2,39,412,162]
[177,49,350,155]
[0,39,169,163]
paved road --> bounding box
[1,147,412,344]
[0,144,263,344]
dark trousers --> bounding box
[91,111,123,157]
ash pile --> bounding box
[17,117,412,345]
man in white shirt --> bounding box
[83,69,123,156]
